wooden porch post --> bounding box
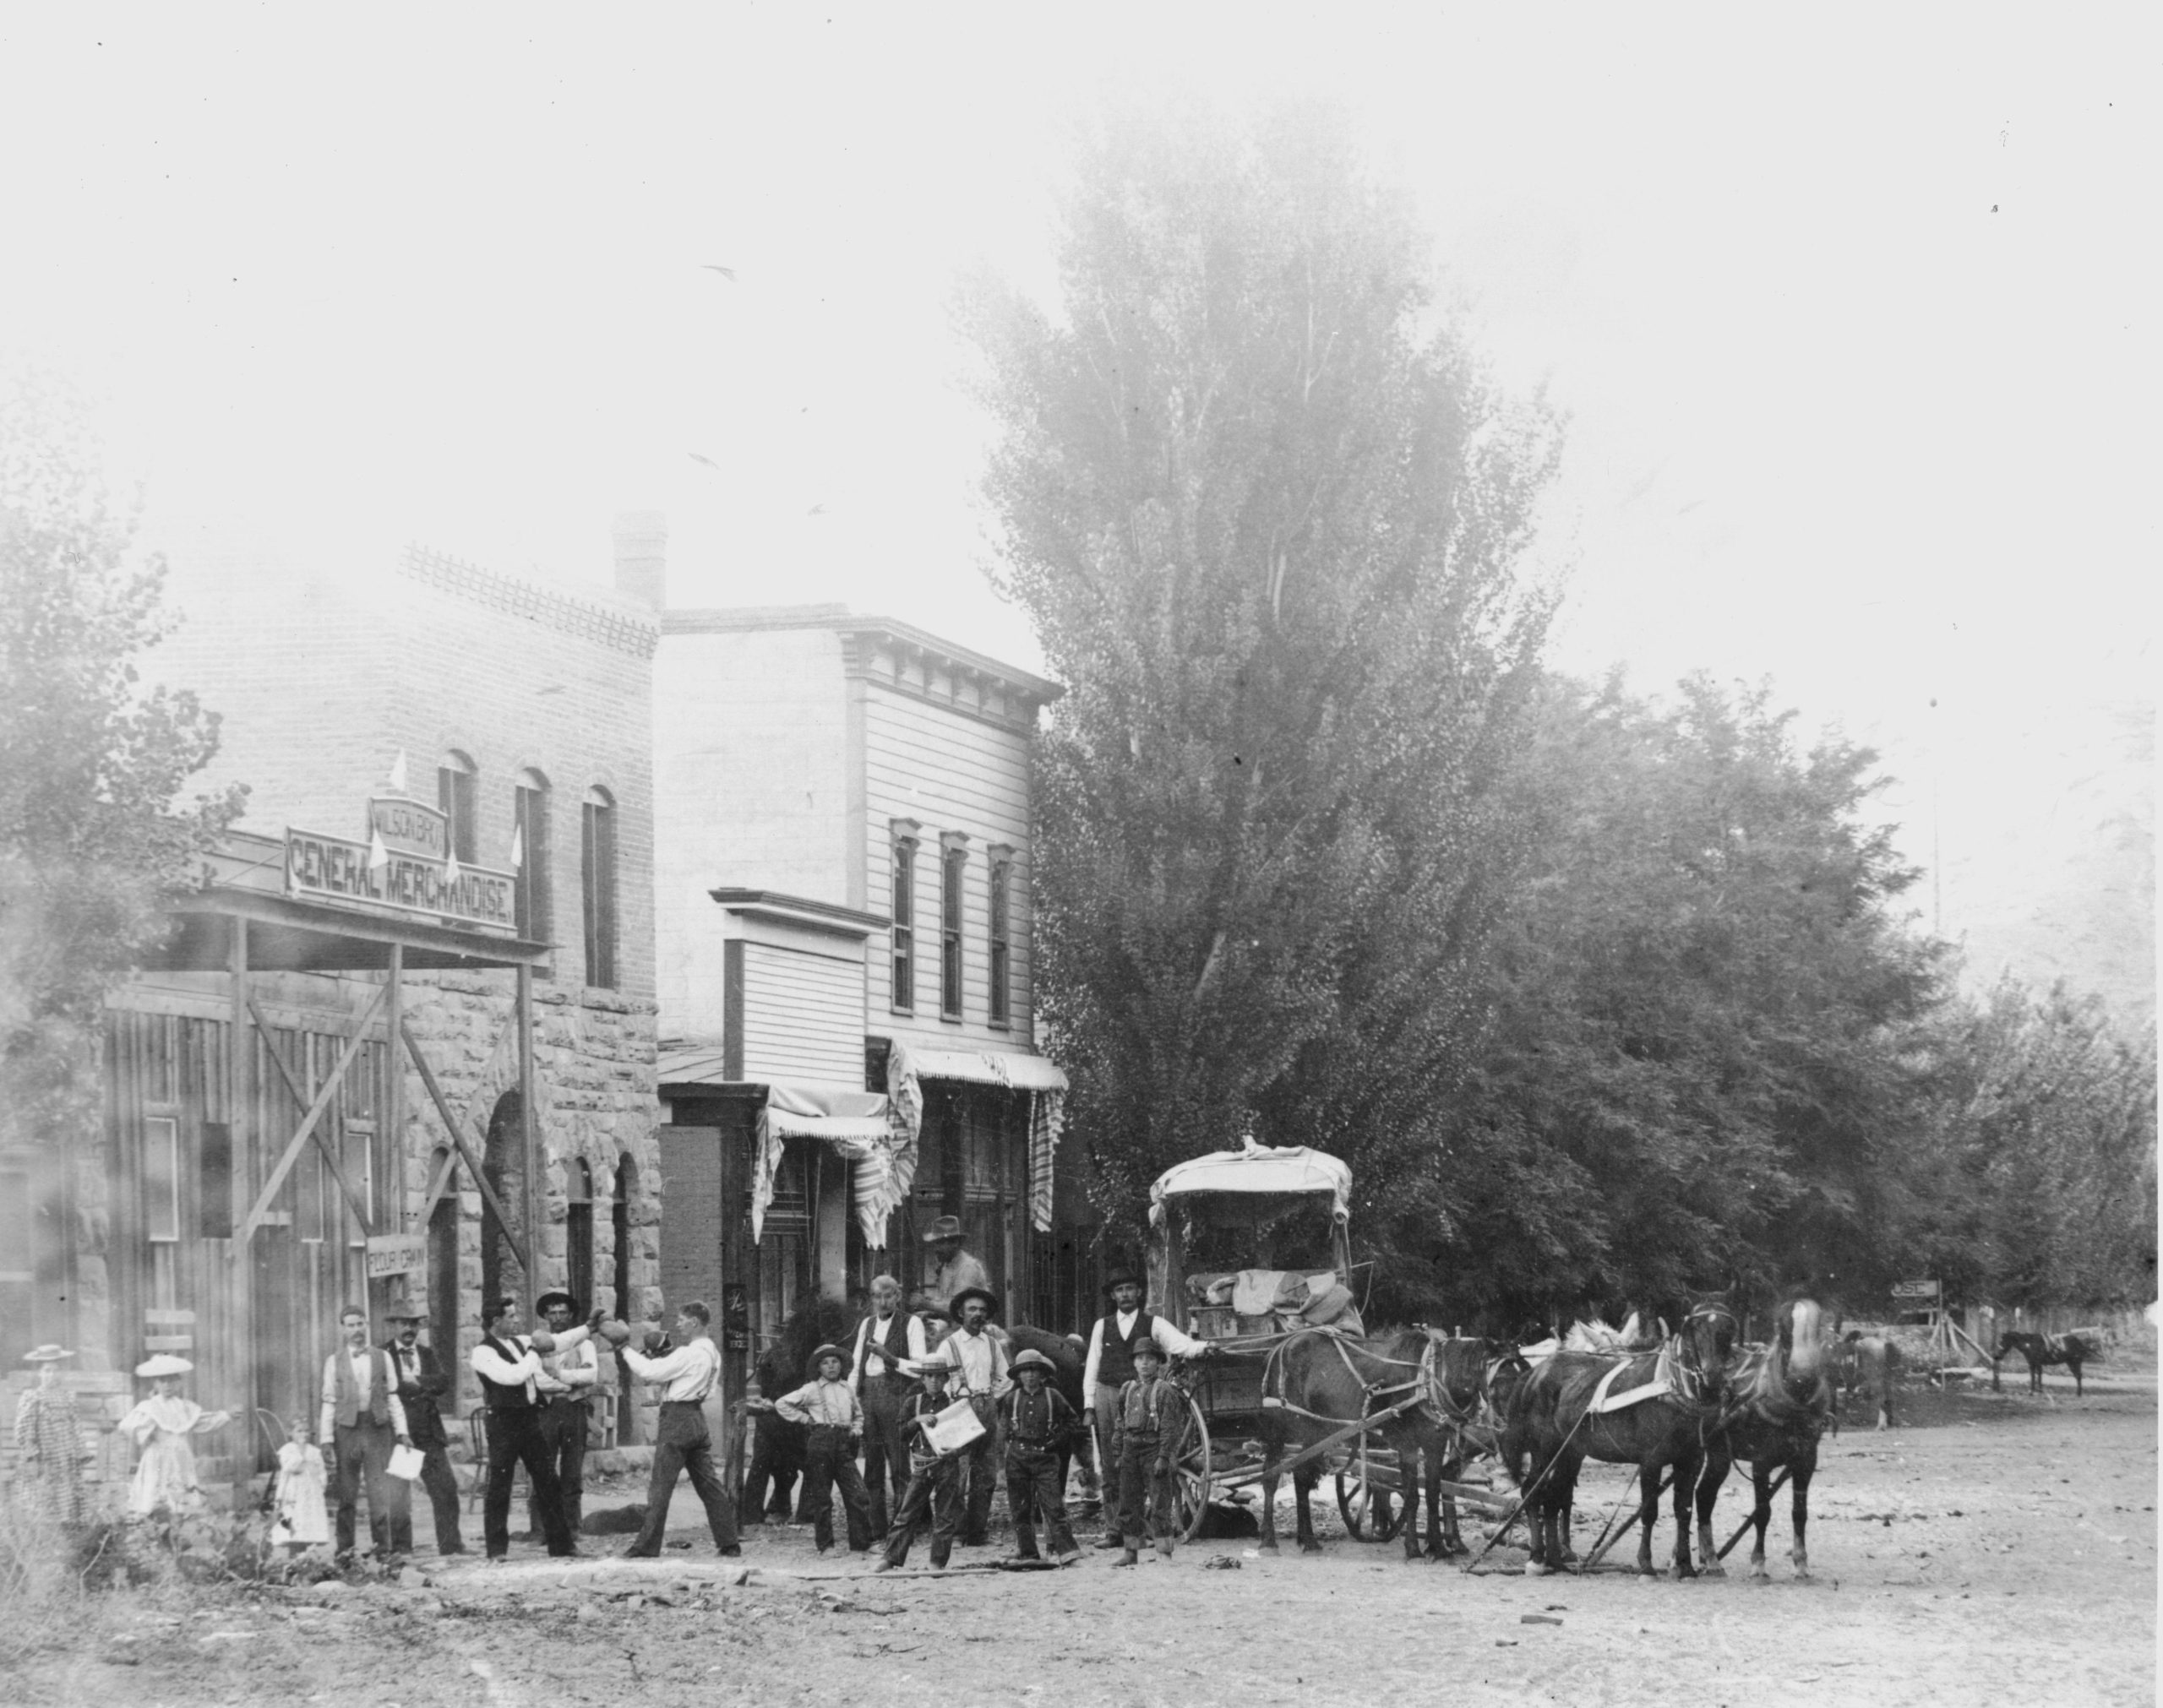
[517,964,540,1312]
[228,915,253,1504]
[384,943,402,1322]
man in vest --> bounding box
[847,1273,927,1541]
[1080,1273,1207,1549]
[527,1290,597,1538]
[317,1303,414,1559]
[470,1296,591,1558]
[618,1300,741,1558]
[382,1303,464,1556]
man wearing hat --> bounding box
[1081,1273,1207,1549]
[847,1274,929,1541]
[382,1304,463,1556]
[921,1215,990,1314]
[319,1304,414,1558]
[1000,1348,1081,1564]
[914,1286,1009,1546]
[527,1291,597,1538]
[765,1342,872,1553]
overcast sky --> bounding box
[0,4,2152,1015]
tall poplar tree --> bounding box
[962,105,1561,1253]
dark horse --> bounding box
[1499,1299,1736,1577]
[1257,1327,1440,1562]
[1694,1297,1836,1580]
[1415,1336,1528,1558]
[1005,1325,1092,1502]
[1996,1330,2099,1397]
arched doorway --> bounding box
[482,1091,527,1308]
[427,1147,459,1363]
[611,1155,637,1444]
[566,1158,594,1316]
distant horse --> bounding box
[1500,1298,1737,1578]
[1995,1330,2098,1398]
[1256,1327,1440,1562]
[1696,1297,1837,1580]
[1837,1330,1899,1427]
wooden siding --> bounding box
[738,939,866,1086]
[861,685,1034,1048]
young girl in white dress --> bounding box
[268,1417,331,1551]
[117,1355,232,1518]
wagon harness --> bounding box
[1255,1326,1447,1435]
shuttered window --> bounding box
[582,788,618,989]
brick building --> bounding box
[30,522,669,1465]
[650,590,1093,1386]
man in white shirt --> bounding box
[618,1301,740,1558]
[919,1286,1009,1546]
[1080,1274,1207,1548]
[471,1296,595,1558]
[319,1304,413,1558]
[847,1274,928,1540]
[527,1290,597,1537]
[922,1216,991,1313]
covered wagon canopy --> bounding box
[1148,1140,1353,1227]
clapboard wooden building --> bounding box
[652,601,1099,1389]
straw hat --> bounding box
[1009,1348,1057,1379]
[22,1346,74,1363]
[134,1354,194,1379]
[921,1215,966,1244]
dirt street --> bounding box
[12,1366,2155,1708]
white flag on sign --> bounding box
[367,829,391,871]
[386,749,409,793]
[444,846,462,886]
[509,822,524,868]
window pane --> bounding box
[144,1117,179,1242]
[891,841,915,1010]
[516,785,553,942]
[583,798,618,988]
[199,1122,233,1239]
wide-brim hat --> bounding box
[808,1343,847,1371]
[1130,1337,1167,1363]
[921,1215,965,1244]
[135,1354,193,1379]
[1009,1348,1056,1377]
[23,1345,74,1363]
[1103,1272,1143,1297]
[950,1286,1000,1321]
[534,1291,579,1317]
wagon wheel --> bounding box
[1165,1390,1212,1542]
[1335,1443,1405,1542]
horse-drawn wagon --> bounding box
[1144,1140,1490,1550]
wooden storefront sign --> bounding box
[365,1233,427,1279]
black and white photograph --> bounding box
[0,7,2153,1705]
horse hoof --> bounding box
[1300,1542,1325,1556]
[1257,1542,1279,1555]
[1700,1561,1725,1579]
[1531,1562,1555,1578]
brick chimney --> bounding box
[612,510,668,609]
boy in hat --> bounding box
[528,1290,597,1538]
[1110,1338,1184,1566]
[1000,1348,1081,1564]
[874,1361,963,1570]
[765,1344,872,1553]
[1082,1271,1207,1549]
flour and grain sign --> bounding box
[365,1233,428,1279]
[285,795,516,933]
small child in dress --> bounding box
[269,1418,332,1553]
[117,1355,232,1519]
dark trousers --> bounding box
[883,1456,961,1568]
[528,1398,588,1537]
[1115,1437,1169,1548]
[1092,1382,1124,1537]
[388,1438,463,1555]
[802,1425,872,1552]
[484,1407,573,1558]
[332,1418,406,1556]
[956,1397,999,1543]
[630,1401,739,1557]
[858,1376,913,1536]
[1005,1444,1076,1559]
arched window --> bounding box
[437,751,478,863]
[514,768,553,944]
[581,786,618,989]
[565,1158,594,1317]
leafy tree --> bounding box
[962,104,1560,1255]
[1901,977,2156,1310]
[0,369,246,1150]
[1430,672,1949,1325]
